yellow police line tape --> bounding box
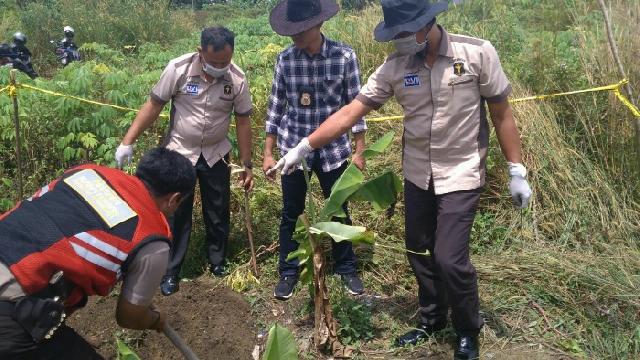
[0,83,169,118]
[365,78,640,122]
[1,79,638,121]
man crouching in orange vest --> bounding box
[0,147,196,359]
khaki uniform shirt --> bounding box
[151,53,253,166]
[357,27,512,194]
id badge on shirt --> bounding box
[185,83,200,95]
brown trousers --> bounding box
[404,179,483,337]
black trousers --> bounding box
[404,179,483,337]
[166,154,230,277]
[278,160,357,276]
[0,314,103,360]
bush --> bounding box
[18,0,192,62]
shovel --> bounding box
[243,190,259,276]
[163,323,200,360]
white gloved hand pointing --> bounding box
[115,143,134,169]
[508,162,532,208]
[267,137,314,176]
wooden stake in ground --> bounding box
[597,0,640,149]
[9,70,23,200]
[243,190,259,276]
[163,323,201,360]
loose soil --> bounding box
[67,278,256,360]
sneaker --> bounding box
[341,273,364,295]
[274,275,298,300]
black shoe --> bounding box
[160,275,179,296]
[454,336,479,360]
[341,273,364,295]
[211,264,226,277]
[394,323,446,347]
[274,275,298,300]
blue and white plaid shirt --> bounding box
[265,36,367,172]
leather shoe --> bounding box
[211,264,226,277]
[394,323,446,347]
[160,275,179,296]
[454,336,479,360]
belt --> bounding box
[0,300,15,315]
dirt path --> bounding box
[68,278,257,360]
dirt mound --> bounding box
[68,278,257,360]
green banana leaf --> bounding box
[319,164,364,219]
[362,130,395,159]
[262,323,299,360]
[349,171,403,211]
[320,131,396,220]
[309,222,375,245]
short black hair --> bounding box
[201,26,234,52]
[136,148,196,197]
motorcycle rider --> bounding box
[54,26,80,66]
[9,32,37,79]
[60,26,77,50]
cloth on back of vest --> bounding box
[63,169,136,228]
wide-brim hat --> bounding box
[374,0,448,42]
[270,0,339,36]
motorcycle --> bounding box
[49,40,81,66]
[0,43,38,79]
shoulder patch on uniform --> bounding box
[64,169,137,228]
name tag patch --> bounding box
[404,74,421,88]
[64,169,137,228]
[185,83,199,95]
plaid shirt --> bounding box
[265,36,367,172]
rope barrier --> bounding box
[0,78,637,121]
[2,82,169,118]
[366,78,640,122]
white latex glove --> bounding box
[508,162,532,209]
[115,143,134,169]
[267,137,314,176]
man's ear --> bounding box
[168,192,182,208]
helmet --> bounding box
[63,26,75,37]
[13,32,27,45]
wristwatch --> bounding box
[243,160,253,170]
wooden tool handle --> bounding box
[163,323,200,360]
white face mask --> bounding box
[202,62,230,78]
[392,34,428,56]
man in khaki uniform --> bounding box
[271,1,532,359]
[115,26,254,296]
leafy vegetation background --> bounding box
[0,0,638,358]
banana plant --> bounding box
[286,131,402,357]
